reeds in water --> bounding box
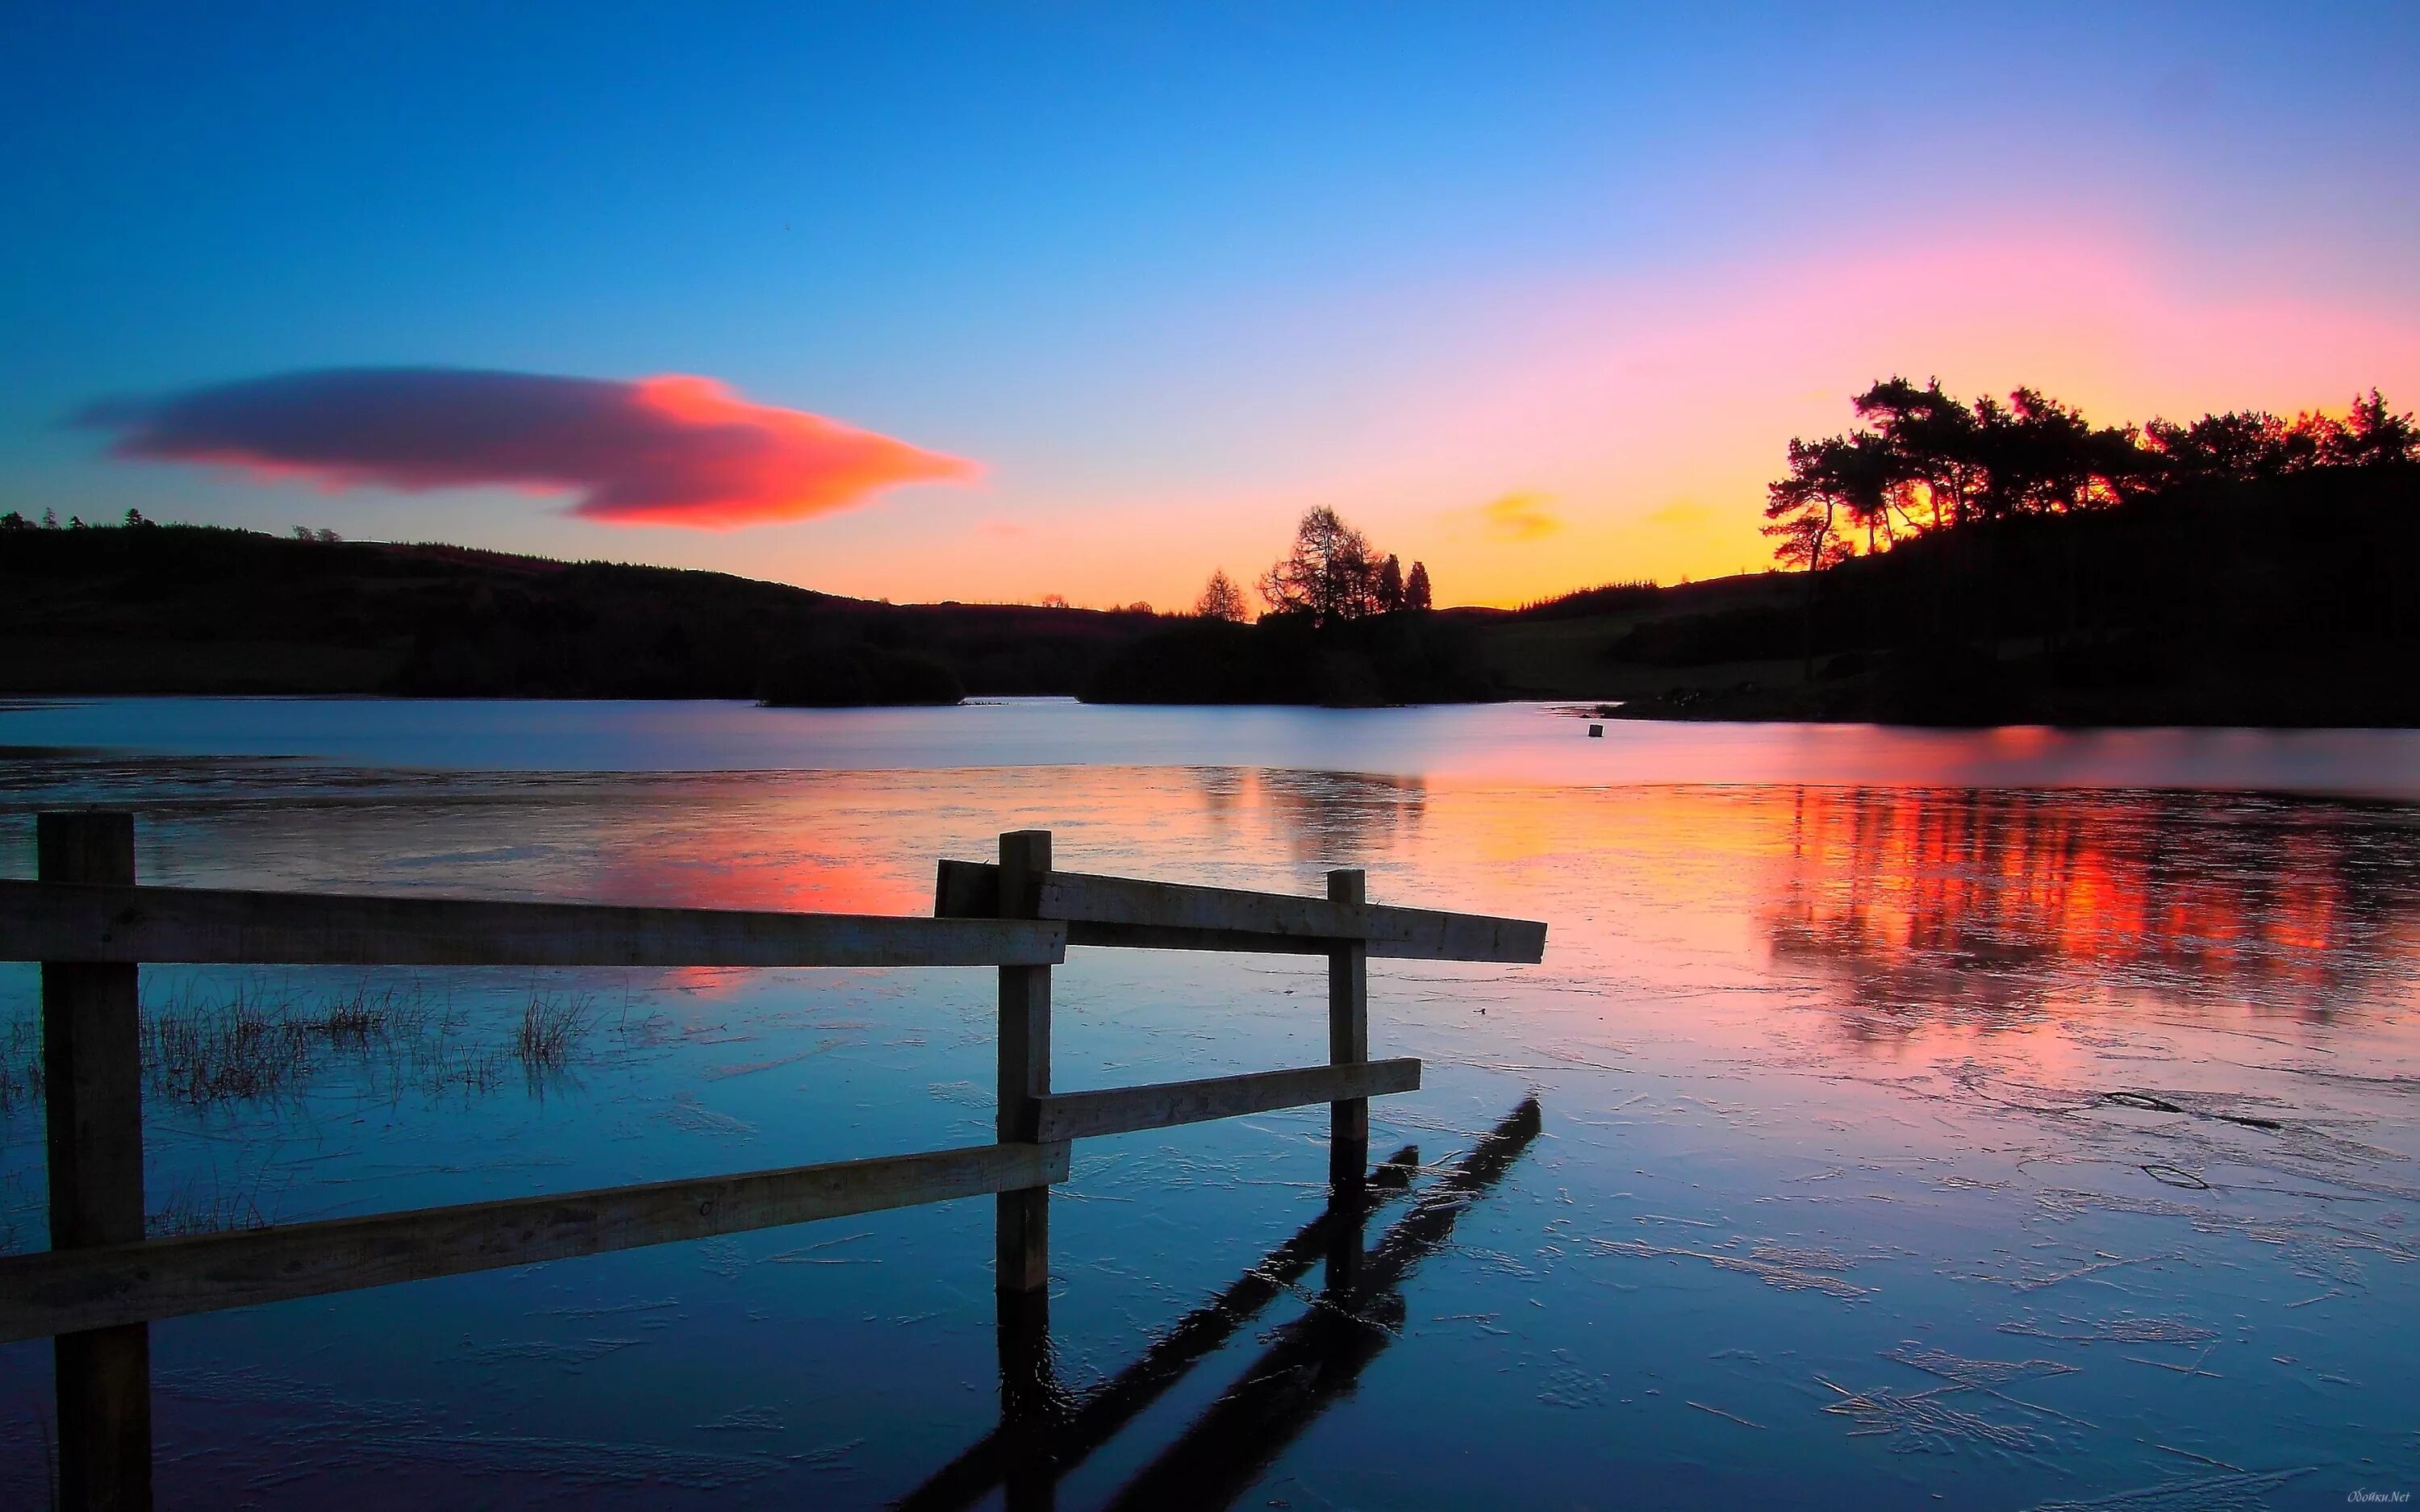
[0,979,608,1120]
[148,1171,276,1238]
[144,980,423,1107]
[514,992,596,1073]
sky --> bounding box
[6,2,2419,610]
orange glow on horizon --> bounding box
[213,763,2415,1081]
[700,224,2420,610]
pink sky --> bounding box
[659,222,2420,609]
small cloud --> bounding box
[1464,491,1562,542]
[76,367,977,530]
[1646,500,1712,529]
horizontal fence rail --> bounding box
[1029,1059,1422,1143]
[0,879,1068,968]
[935,860,1546,962]
[0,1141,1070,1343]
[7,812,1546,1512]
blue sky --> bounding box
[7,2,2418,606]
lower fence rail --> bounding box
[0,1140,1072,1343]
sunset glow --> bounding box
[9,6,2418,607]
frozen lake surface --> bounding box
[2,698,2415,1509]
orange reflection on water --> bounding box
[1757,787,2414,1035]
[236,764,2415,1063]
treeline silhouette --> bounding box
[1763,381,2418,563]
[1593,381,2420,724]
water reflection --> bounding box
[1101,1100,1539,1512]
[1192,769,1428,872]
[899,1102,1538,1512]
[901,1146,1425,1512]
[5,739,2419,1510]
[0,762,1441,915]
[1760,787,2420,1040]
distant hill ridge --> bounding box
[10,465,2420,723]
[0,522,1157,699]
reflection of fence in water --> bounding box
[902,1099,1545,1512]
[1,812,1545,1512]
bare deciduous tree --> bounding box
[1195,569,1248,622]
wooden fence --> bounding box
[0,812,1546,1511]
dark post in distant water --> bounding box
[40,810,153,1512]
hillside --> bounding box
[1471,461,2420,726]
[0,523,1157,700]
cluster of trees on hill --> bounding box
[1087,507,1479,705]
[1764,380,2420,570]
[1577,377,2420,723]
[1192,507,1432,626]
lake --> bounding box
[3,698,2416,1510]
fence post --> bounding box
[1325,868,1369,1193]
[995,830,1053,1294]
[40,810,152,1512]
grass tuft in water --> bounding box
[145,980,421,1106]
[514,992,596,1073]
[148,1172,277,1238]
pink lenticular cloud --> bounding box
[77,367,977,528]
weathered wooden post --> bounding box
[40,810,152,1511]
[994,829,1059,1510]
[1325,868,1369,1193]
[995,830,1053,1293]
